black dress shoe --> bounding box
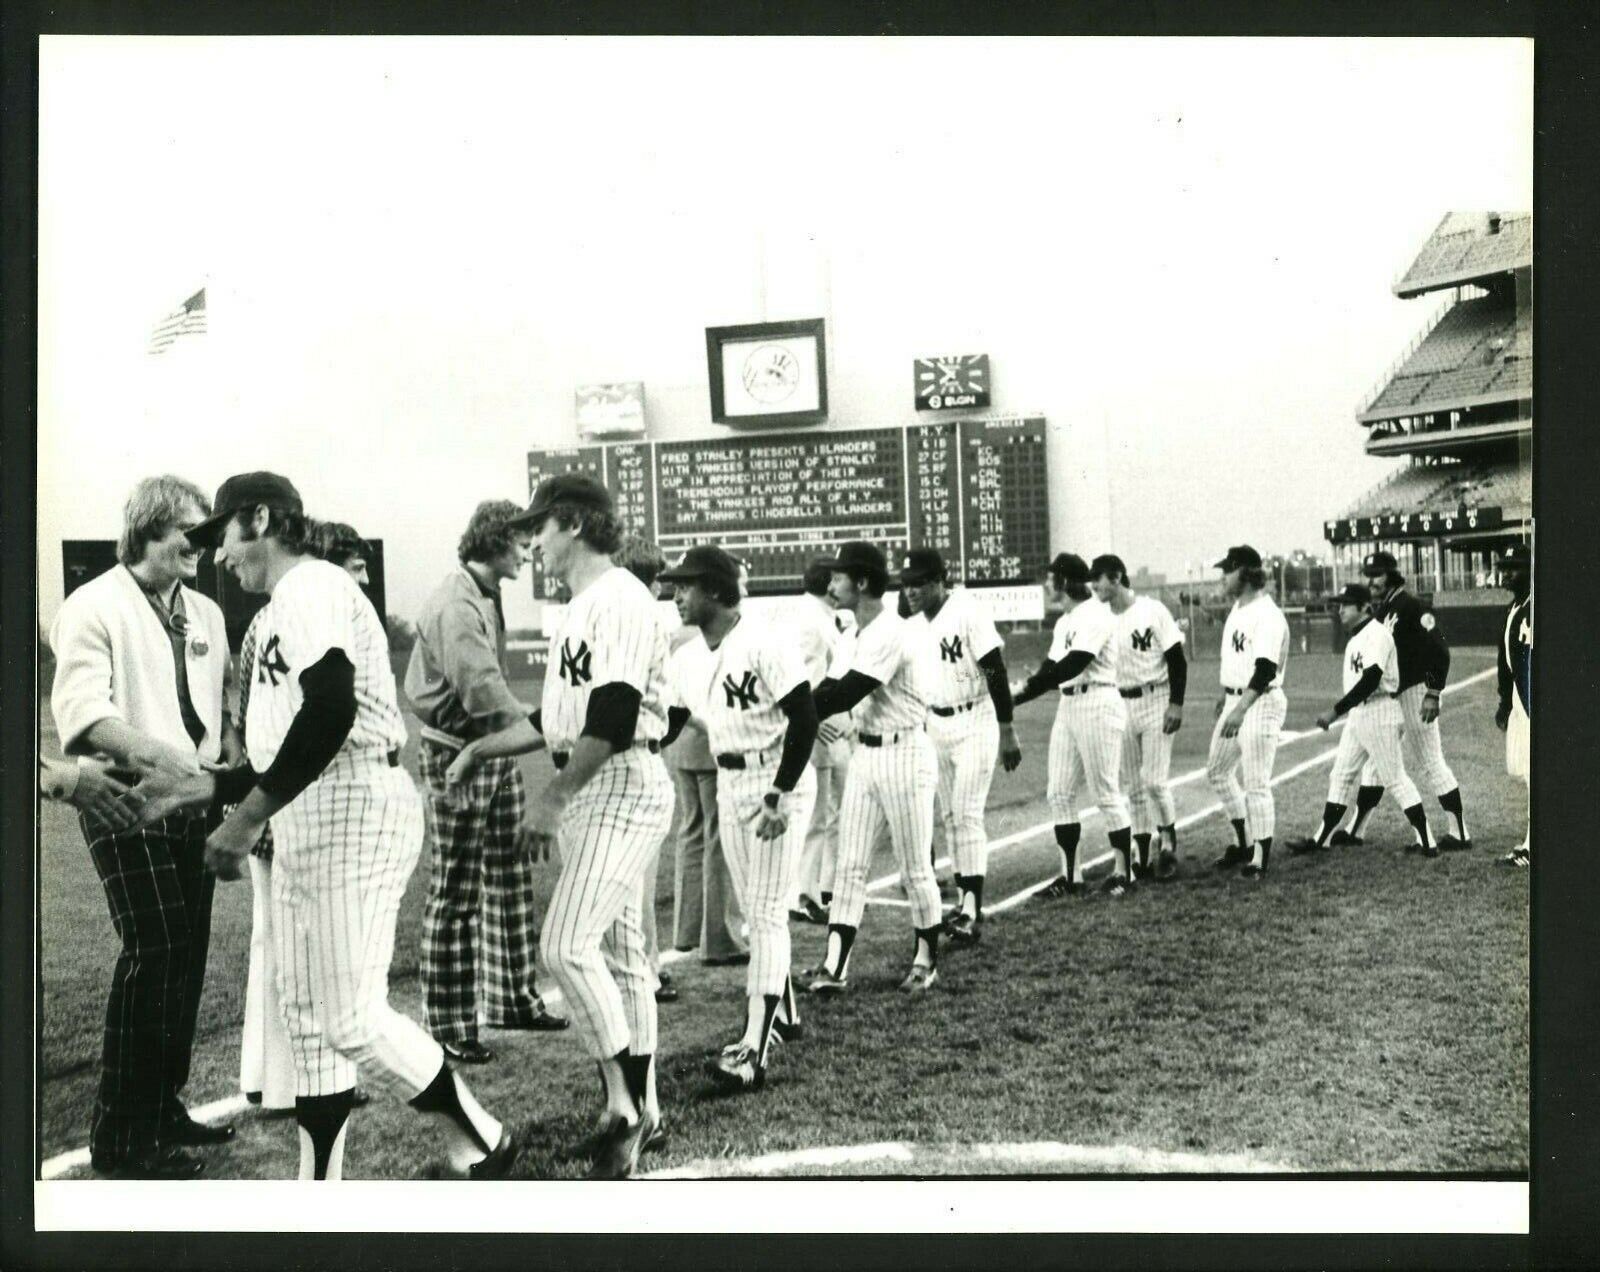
[494,1010,571,1033]
[441,1039,495,1065]
[92,1146,205,1179]
[654,981,680,1003]
[1213,844,1251,870]
[162,1116,237,1146]
[702,951,751,967]
[467,1130,518,1180]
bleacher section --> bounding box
[1361,299,1529,420]
[1340,458,1529,520]
[1394,211,1532,296]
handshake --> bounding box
[57,743,236,834]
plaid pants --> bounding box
[418,743,545,1043]
[83,810,214,1161]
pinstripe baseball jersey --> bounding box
[1113,595,1183,688]
[1219,595,1291,690]
[840,609,927,733]
[1342,617,1400,696]
[541,565,669,750]
[1045,597,1118,688]
[674,617,809,756]
[245,559,406,769]
[911,588,1003,708]
[793,594,844,688]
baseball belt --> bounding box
[1118,682,1169,700]
[551,738,661,770]
[1059,682,1114,698]
[859,729,919,747]
[929,698,985,718]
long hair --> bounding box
[116,475,211,566]
[545,502,624,555]
[310,520,371,566]
[233,504,314,555]
[457,500,523,564]
[612,534,668,588]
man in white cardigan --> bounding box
[49,474,240,1179]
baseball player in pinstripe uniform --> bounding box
[190,472,513,1181]
[788,560,852,924]
[1206,545,1291,879]
[1494,544,1531,868]
[1333,551,1473,852]
[900,548,1021,944]
[1088,555,1188,881]
[1284,584,1436,856]
[658,545,819,1090]
[459,474,674,1179]
[801,540,944,995]
[1014,553,1135,898]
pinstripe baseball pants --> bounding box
[1119,687,1177,833]
[830,732,942,931]
[417,744,546,1042]
[1506,696,1529,784]
[794,757,845,905]
[1328,696,1419,809]
[928,700,999,878]
[271,754,442,1099]
[1206,688,1288,844]
[717,762,817,997]
[1046,689,1132,831]
[541,749,675,1060]
[241,852,296,1109]
[1359,682,1458,796]
[83,811,214,1161]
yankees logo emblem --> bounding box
[258,633,290,686]
[1130,627,1155,652]
[1350,651,1365,674]
[1231,630,1247,653]
[939,635,963,663]
[559,637,593,685]
[722,669,760,710]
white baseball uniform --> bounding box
[1045,598,1131,831]
[1112,594,1184,835]
[912,588,1003,880]
[1358,600,1457,797]
[1206,593,1290,844]
[539,565,674,1061]
[674,616,817,999]
[791,594,850,909]
[828,609,941,933]
[1503,598,1530,785]
[1327,616,1420,809]
[245,560,439,1099]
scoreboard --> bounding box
[527,417,1049,599]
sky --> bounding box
[36,36,1533,628]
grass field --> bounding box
[36,640,1528,1179]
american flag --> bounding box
[148,288,207,354]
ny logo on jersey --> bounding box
[1130,627,1155,652]
[939,635,964,663]
[1350,651,1365,675]
[257,633,290,686]
[559,638,593,685]
[722,670,760,711]
[1231,630,1247,653]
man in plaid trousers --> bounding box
[49,475,240,1178]
[405,500,569,1064]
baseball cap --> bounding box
[1498,544,1531,570]
[509,473,613,529]
[1331,583,1370,609]
[1046,552,1089,583]
[1362,550,1399,577]
[1089,553,1127,581]
[817,541,889,577]
[657,544,743,592]
[1214,544,1262,571]
[186,472,303,548]
[899,547,947,587]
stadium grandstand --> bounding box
[1327,211,1531,611]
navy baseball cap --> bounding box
[1046,552,1089,583]
[899,547,947,587]
[1331,583,1370,609]
[186,472,303,548]
[817,541,889,577]
[1214,544,1262,571]
[1089,553,1128,581]
[510,473,613,529]
[1362,550,1400,577]
[658,544,742,591]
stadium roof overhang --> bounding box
[1363,415,1531,455]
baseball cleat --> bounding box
[1329,829,1364,848]
[1154,849,1179,881]
[468,1129,519,1180]
[1035,875,1083,900]
[585,1110,653,1180]
[772,1016,804,1043]
[709,1043,767,1092]
[1419,839,1441,858]
[1099,873,1135,898]
[945,912,981,945]
[643,1118,669,1155]
[1496,847,1530,868]
[1438,835,1474,853]
[441,1039,495,1065]
[1240,860,1269,879]
[799,965,849,995]
[898,965,940,994]
[1285,836,1324,857]
[1212,845,1251,871]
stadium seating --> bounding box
[1395,212,1532,293]
[1365,296,1528,417]
[1341,457,1529,520]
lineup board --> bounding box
[527,416,1049,599]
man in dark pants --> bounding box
[49,475,240,1178]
